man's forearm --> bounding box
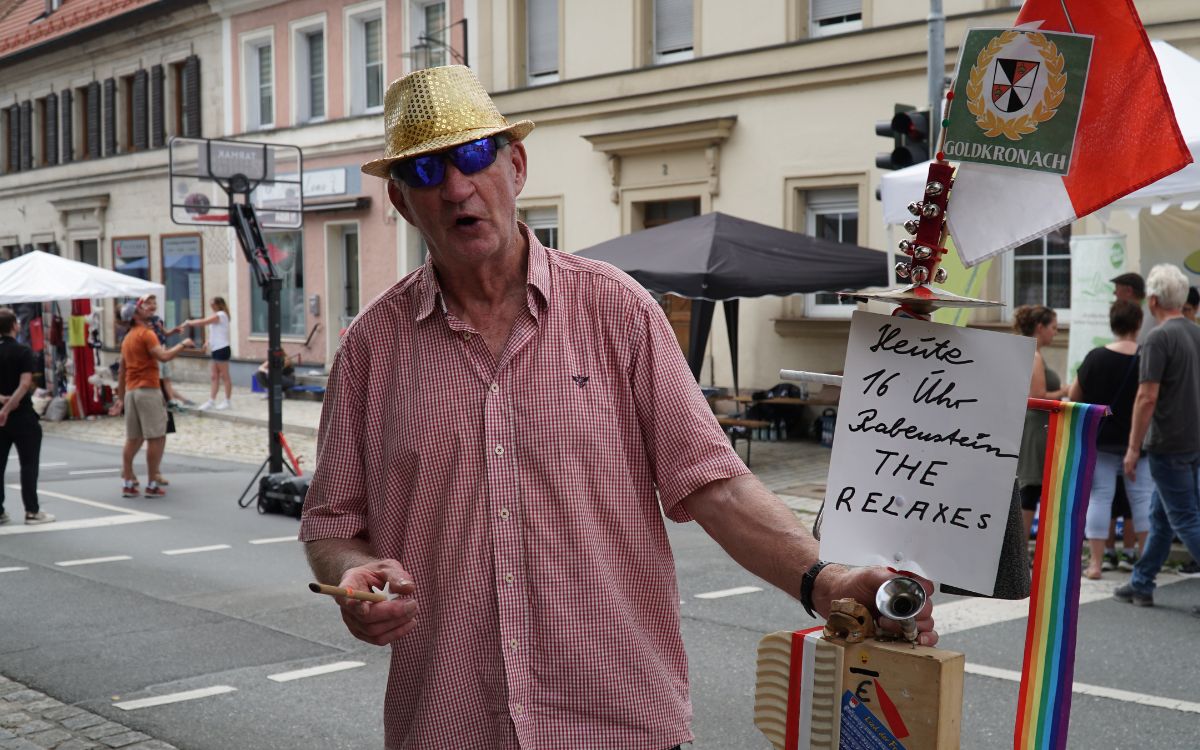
[682,474,818,600]
[1127,391,1156,452]
[305,537,380,585]
[156,343,187,363]
[1,375,31,417]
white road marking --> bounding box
[936,574,1192,635]
[55,555,133,567]
[162,544,232,556]
[695,585,763,599]
[5,462,66,472]
[966,663,1200,714]
[114,685,237,711]
[267,661,365,682]
[249,536,298,545]
[67,468,120,476]
[0,487,168,536]
[0,566,28,573]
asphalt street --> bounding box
[1,435,1198,749]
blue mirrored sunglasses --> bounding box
[390,135,510,188]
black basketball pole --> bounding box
[229,201,284,475]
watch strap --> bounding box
[800,559,832,618]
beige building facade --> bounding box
[2,0,1196,392]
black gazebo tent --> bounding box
[575,212,888,393]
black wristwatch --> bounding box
[800,559,833,618]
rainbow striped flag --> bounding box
[1014,401,1108,750]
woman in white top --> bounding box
[185,297,233,410]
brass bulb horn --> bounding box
[875,576,927,644]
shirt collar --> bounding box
[414,222,551,322]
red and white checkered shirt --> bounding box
[300,226,748,750]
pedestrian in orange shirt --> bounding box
[111,295,193,497]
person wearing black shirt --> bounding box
[0,307,54,525]
[1069,300,1147,579]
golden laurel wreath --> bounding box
[965,30,1066,141]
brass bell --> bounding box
[912,245,933,260]
[895,263,911,280]
[910,266,930,284]
[907,201,923,216]
[925,181,945,196]
[921,203,941,218]
[903,219,919,235]
[934,267,949,284]
[898,239,914,254]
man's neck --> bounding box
[1154,308,1183,323]
[436,232,529,317]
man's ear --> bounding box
[387,179,415,226]
[509,140,528,195]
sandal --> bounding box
[153,475,170,486]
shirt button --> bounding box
[461,332,471,341]
[499,508,510,520]
[504,573,514,584]
[509,638,518,650]
[513,704,523,716]
[494,445,504,456]
[489,383,499,394]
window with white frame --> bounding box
[294,22,326,122]
[1009,225,1071,317]
[810,0,861,37]
[243,35,274,130]
[806,188,860,315]
[411,1,448,70]
[521,206,559,249]
[653,0,693,64]
[348,4,385,115]
[526,0,558,85]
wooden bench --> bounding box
[716,417,771,466]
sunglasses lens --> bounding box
[397,155,446,188]
[450,138,499,175]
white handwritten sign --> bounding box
[820,310,1035,594]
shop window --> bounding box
[1009,225,1071,319]
[526,0,558,85]
[806,187,859,316]
[251,230,305,337]
[810,0,861,37]
[653,0,693,64]
[162,236,203,347]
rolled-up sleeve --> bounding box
[627,300,749,522]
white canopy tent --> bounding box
[881,40,1200,225]
[0,250,164,303]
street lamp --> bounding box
[412,17,468,69]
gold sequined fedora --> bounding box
[361,65,535,180]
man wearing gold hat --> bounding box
[300,65,936,749]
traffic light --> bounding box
[875,105,930,170]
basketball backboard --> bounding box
[168,137,303,229]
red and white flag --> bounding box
[946,0,1191,266]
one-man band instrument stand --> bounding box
[755,99,985,750]
[755,578,964,750]
[167,137,310,515]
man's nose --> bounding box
[438,161,476,202]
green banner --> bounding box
[945,28,1093,175]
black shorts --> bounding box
[1019,484,1042,512]
[211,346,231,362]
[1111,474,1132,518]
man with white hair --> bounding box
[1115,264,1200,607]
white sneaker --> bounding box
[25,511,55,525]
[214,400,231,411]
[198,400,216,411]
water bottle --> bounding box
[1115,516,1125,538]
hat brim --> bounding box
[361,120,535,180]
